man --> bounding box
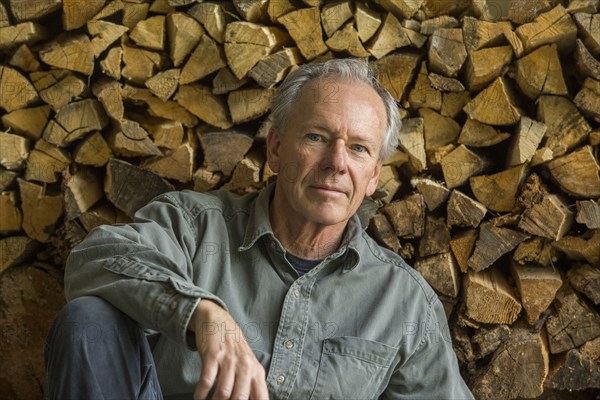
[45,58,473,400]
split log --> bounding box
[123,3,151,29]
[515,5,578,53]
[193,167,223,193]
[0,192,22,233]
[463,266,522,324]
[9,44,41,72]
[122,86,198,128]
[398,118,426,172]
[223,150,266,192]
[516,44,568,100]
[372,0,421,19]
[175,84,233,129]
[355,2,381,42]
[365,12,410,59]
[458,118,510,148]
[0,132,29,170]
[144,69,179,101]
[19,178,63,242]
[414,252,460,297]
[502,26,525,58]
[104,159,174,217]
[506,117,547,168]
[567,264,600,305]
[428,28,467,77]
[0,236,38,274]
[25,139,71,183]
[0,169,18,191]
[408,63,442,111]
[441,91,470,119]
[62,168,103,220]
[545,347,600,391]
[470,164,528,212]
[320,1,352,37]
[440,145,488,189]
[228,87,275,124]
[507,0,552,25]
[130,15,165,51]
[513,236,558,268]
[39,73,86,111]
[0,22,46,51]
[547,146,600,198]
[450,228,477,272]
[107,118,162,157]
[62,0,105,30]
[545,282,600,353]
[277,8,327,60]
[410,176,449,211]
[198,129,254,176]
[0,66,39,112]
[325,22,369,57]
[418,215,450,257]
[213,67,250,95]
[368,213,401,253]
[463,77,521,126]
[576,200,600,229]
[92,78,124,121]
[573,12,600,57]
[419,108,460,151]
[574,39,600,81]
[180,34,226,84]
[510,260,562,325]
[574,77,600,122]
[427,73,464,92]
[99,46,122,80]
[381,193,425,238]
[248,48,301,89]
[165,12,202,67]
[39,34,94,75]
[462,16,508,51]
[471,324,511,360]
[87,20,128,57]
[72,132,113,167]
[188,3,229,44]
[131,114,184,150]
[447,190,487,228]
[372,52,421,102]
[267,0,295,23]
[530,147,554,166]
[468,222,529,271]
[518,193,574,241]
[552,229,600,267]
[376,165,401,204]
[121,42,167,85]
[10,0,62,22]
[141,136,196,183]
[42,99,109,147]
[233,0,269,23]
[420,16,459,35]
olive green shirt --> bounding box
[65,184,473,400]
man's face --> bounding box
[267,78,387,228]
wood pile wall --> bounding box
[0,0,599,398]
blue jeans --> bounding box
[44,296,163,400]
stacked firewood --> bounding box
[1,0,599,398]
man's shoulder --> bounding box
[159,188,260,219]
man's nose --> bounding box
[320,139,347,173]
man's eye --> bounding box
[308,133,322,142]
[351,144,367,153]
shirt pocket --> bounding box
[309,336,397,400]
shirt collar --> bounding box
[238,182,363,271]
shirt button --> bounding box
[170,301,178,310]
[284,340,294,349]
[293,289,301,298]
[276,374,285,384]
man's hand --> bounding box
[190,300,269,400]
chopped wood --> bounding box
[39,73,85,111]
[470,164,528,212]
[410,176,450,211]
[267,0,295,23]
[87,20,128,57]
[545,347,600,391]
[198,129,253,176]
[100,46,122,80]
[29,69,68,93]
[165,12,203,67]
[25,139,71,183]
[8,44,40,72]
[507,0,552,25]
[150,0,175,14]
[372,52,421,101]
[576,200,600,229]
[408,62,442,111]
[278,7,327,61]
[121,42,167,85]
[574,39,600,80]
[325,22,369,57]
[419,108,460,151]
[123,86,198,128]
[213,67,250,95]
[0,192,22,233]
[428,28,467,77]
[463,266,522,324]
[63,168,103,220]
[468,222,528,271]
[122,3,150,29]
[458,118,510,148]
[368,213,401,253]
[573,12,600,57]
[547,145,600,198]
[519,192,574,241]
[0,236,38,274]
[223,150,265,192]
[130,15,165,51]
[447,189,487,228]
[62,0,105,30]
[513,236,557,267]
[0,66,39,112]
[450,228,477,273]
[415,252,460,297]
[355,2,381,42]
[248,48,302,88]
[132,114,184,150]
[567,0,599,13]
[530,147,554,166]
[92,0,124,21]
[552,229,600,267]
[464,46,513,92]
[43,99,109,147]
[537,95,591,157]
[145,69,179,101]
[0,2,7,27]
[516,44,568,100]
[420,16,459,35]
[428,73,464,92]
[228,87,275,124]
[421,0,469,18]
[418,215,450,257]
[79,202,131,232]
[471,323,549,400]
[545,282,600,353]
[180,35,226,84]
[502,26,525,58]
[106,119,162,157]
[73,131,113,167]
[403,26,427,48]
[372,0,422,19]
[0,22,46,51]
[381,193,425,238]
[398,118,426,172]
[141,138,196,183]
[10,0,62,22]
[515,5,577,53]
[365,12,410,59]
[175,84,232,129]
[441,145,488,189]
[511,260,562,325]
[567,264,600,305]
[188,3,229,44]
[376,165,401,204]
[463,77,521,126]
[320,1,353,37]
[39,33,94,75]
[471,324,511,360]
[18,178,63,242]
[0,169,18,191]
[0,132,29,170]
[233,0,269,23]
[506,117,546,167]
[193,167,223,192]
[92,77,123,121]
[574,77,600,122]
[441,91,470,119]
[104,158,174,217]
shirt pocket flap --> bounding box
[322,336,397,367]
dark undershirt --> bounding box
[285,252,323,276]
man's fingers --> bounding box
[251,374,270,400]
[194,360,218,400]
[213,360,235,400]
[230,368,252,400]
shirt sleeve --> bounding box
[383,297,474,400]
[64,192,227,348]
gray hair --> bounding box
[270,58,401,161]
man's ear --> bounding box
[365,161,382,197]
[266,128,281,173]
